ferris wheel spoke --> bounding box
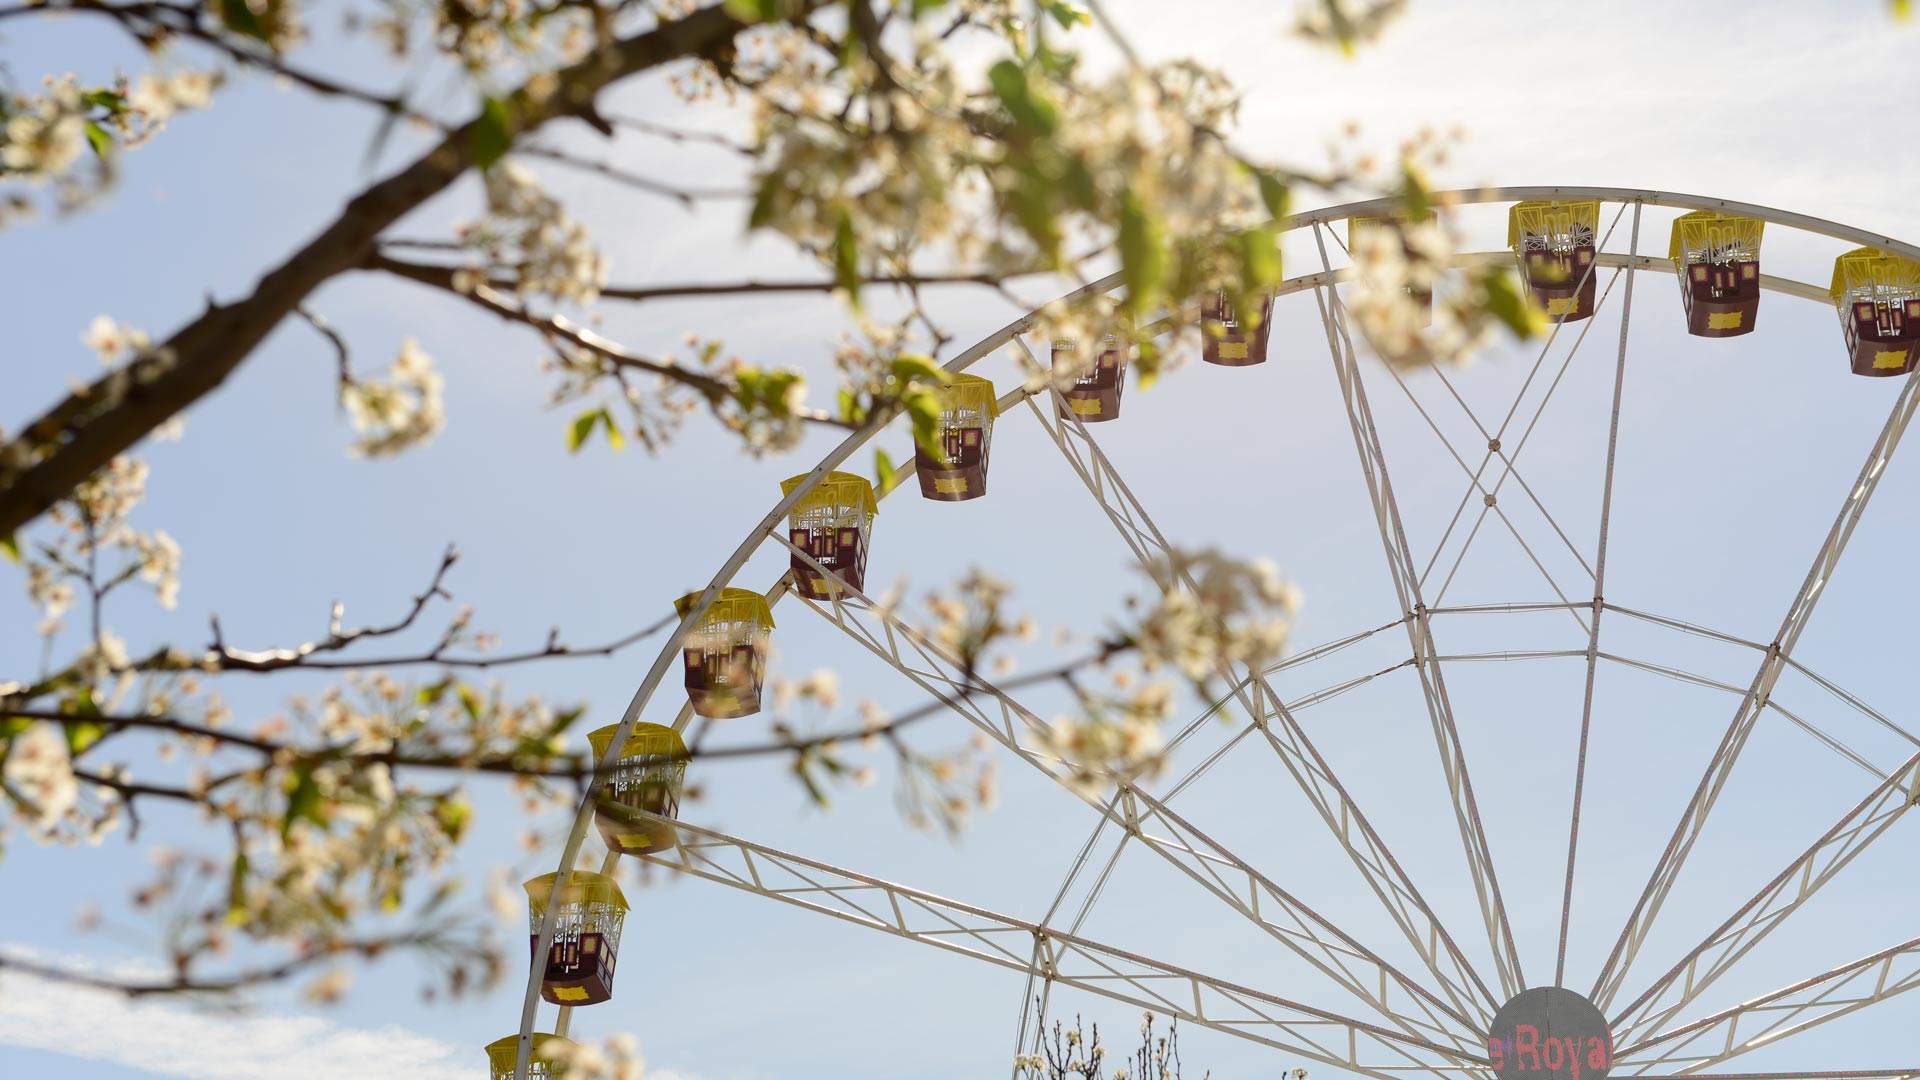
[1015,629,1411,1068]
[1009,350,1498,1032]
[632,813,1483,1078]
[773,532,1487,1052]
[1554,201,1644,988]
[1313,224,1527,1001]
[1590,368,1920,1012]
[1603,747,1920,1047]
[1613,933,1920,1075]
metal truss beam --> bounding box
[627,811,1477,1078]
[775,533,1485,1056]
[1618,934,1920,1075]
[1313,225,1526,999]
[1560,203,1643,986]
[1015,347,1497,1031]
[1591,370,1920,1011]
[1609,750,1920,1046]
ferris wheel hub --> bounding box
[1487,987,1614,1080]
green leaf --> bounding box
[225,851,251,925]
[416,678,451,705]
[567,409,603,453]
[435,794,472,842]
[217,0,270,42]
[873,448,898,496]
[468,96,513,172]
[63,720,105,755]
[549,705,586,736]
[1118,188,1167,317]
[723,0,786,22]
[902,388,947,462]
[83,121,113,161]
[833,208,861,309]
[0,534,19,564]
[889,353,951,387]
[456,683,485,722]
[1480,269,1547,341]
[600,411,626,451]
[987,60,1059,136]
[747,172,782,231]
[1239,223,1282,290]
[791,751,830,808]
[1255,169,1291,221]
[82,89,127,114]
[910,0,950,16]
[1007,172,1062,264]
[1040,0,1091,28]
[282,764,324,841]
[1399,159,1435,224]
[1896,0,1912,19]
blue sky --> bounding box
[5,1,1920,1077]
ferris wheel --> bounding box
[489,187,1920,1080]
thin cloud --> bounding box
[0,946,470,1080]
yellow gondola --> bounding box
[1200,287,1275,366]
[587,721,688,855]
[525,871,629,1006]
[674,588,773,718]
[1669,211,1763,338]
[779,471,877,598]
[915,374,997,501]
[1051,337,1127,422]
[1829,247,1920,377]
[1509,199,1600,322]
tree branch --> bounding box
[517,144,749,205]
[0,931,447,998]
[0,1,818,538]
[371,250,1050,302]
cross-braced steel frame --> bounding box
[508,188,1920,1080]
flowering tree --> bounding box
[1015,1008,1297,1080]
[0,0,1538,1047]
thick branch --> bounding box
[0,1,809,537]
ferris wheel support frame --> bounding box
[512,187,1920,1079]
[625,810,1476,1079]
[1009,343,1497,1031]
[766,530,1484,1054]
[1558,201,1643,987]
[1587,363,1920,1013]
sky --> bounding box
[5,1,1920,1078]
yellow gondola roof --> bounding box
[1507,199,1600,248]
[587,721,688,762]
[674,587,774,629]
[934,372,999,418]
[780,470,878,517]
[1830,247,1920,303]
[485,1033,578,1070]
[1667,210,1763,265]
[523,870,629,914]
